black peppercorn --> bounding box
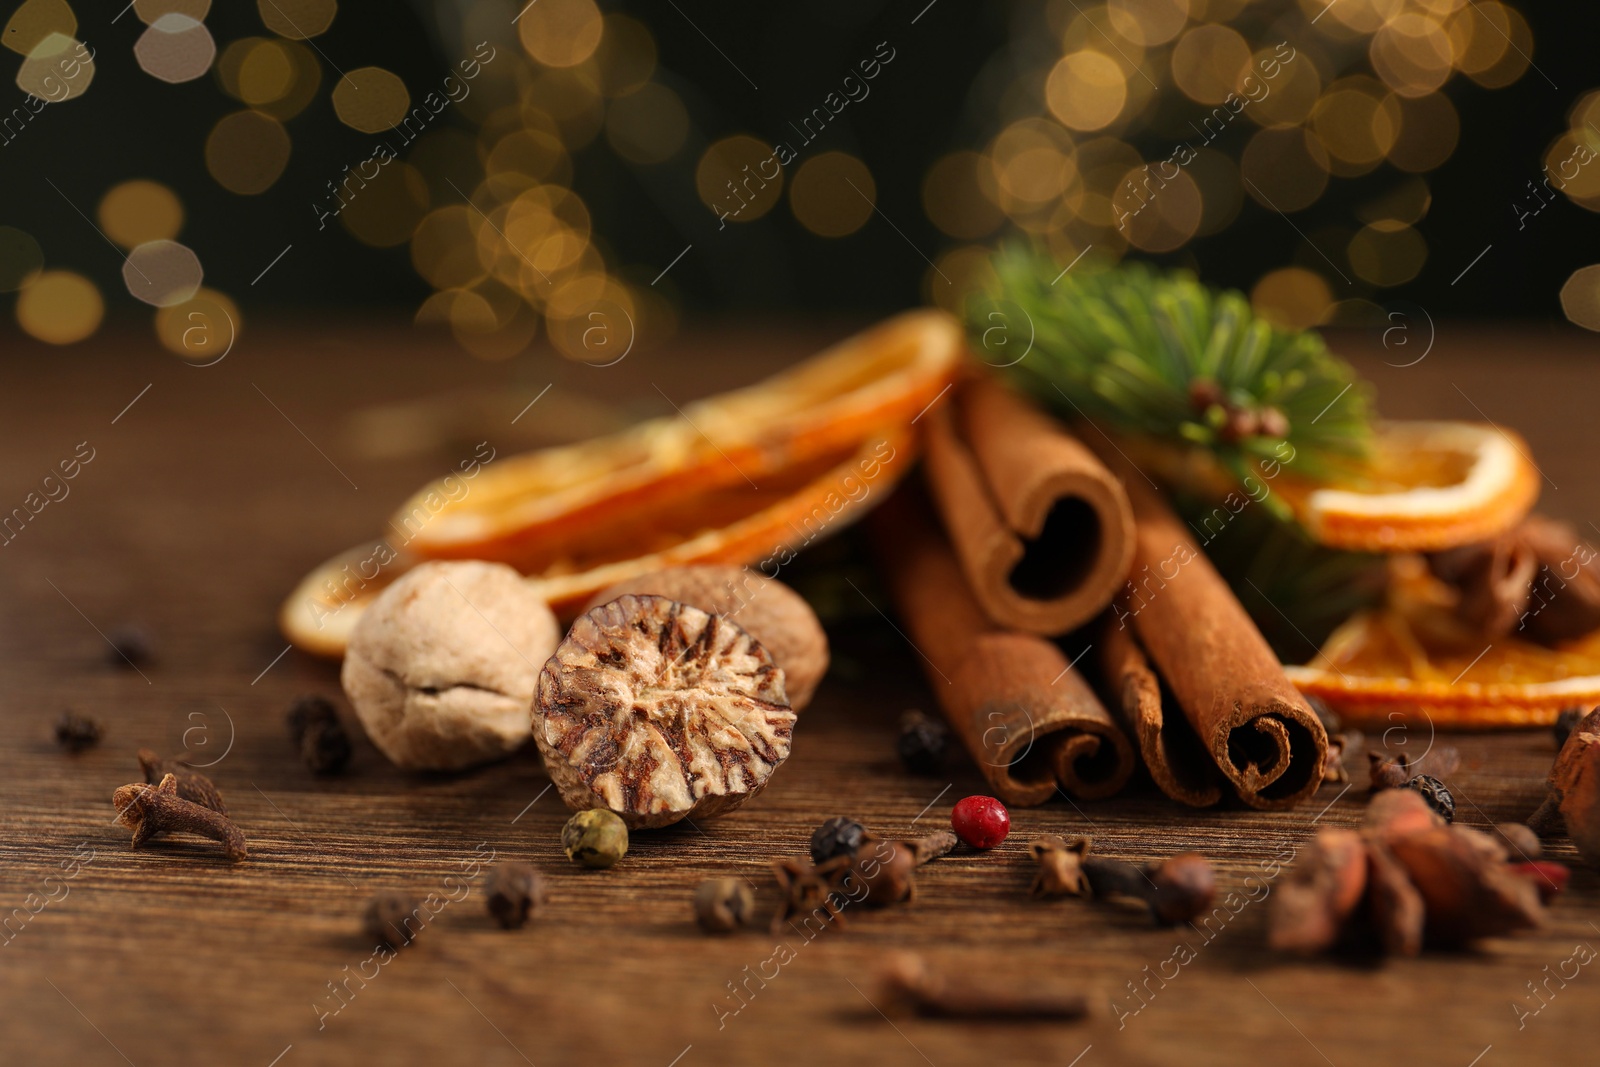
[810,816,868,864]
[896,710,948,776]
[364,891,424,949]
[55,712,102,753]
[1404,774,1455,823]
[105,624,153,669]
[287,695,352,775]
[1555,706,1587,750]
[485,862,545,929]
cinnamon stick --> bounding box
[871,487,1135,805]
[923,377,1135,636]
[1103,459,1327,809]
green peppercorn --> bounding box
[561,809,629,868]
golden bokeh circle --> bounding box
[604,82,688,164]
[1046,50,1127,131]
[0,226,43,291]
[17,32,94,101]
[1171,24,1251,105]
[134,0,211,24]
[1369,13,1454,98]
[1310,80,1401,174]
[2,0,76,57]
[237,38,294,104]
[1251,267,1332,330]
[332,67,410,133]
[1543,132,1600,202]
[134,14,216,84]
[340,163,431,248]
[1347,221,1427,287]
[1106,0,1190,47]
[518,0,603,69]
[206,110,291,194]
[123,239,204,307]
[17,270,102,345]
[257,0,336,41]
[99,180,184,249]
[1240,126,1330,212]
[922,151,1003,240]
[789,152,876,238]
[1245,45,1322,128]
[411,205,486,290]
[155,287,240,362]
[1387,92,1458,173]
[695,136,783,222]
[1559,266,1600,332]
[1117,164,1202,253]
[595,14,656,97]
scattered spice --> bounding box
[1555,706,1586,750]
[771,855,851,934]
[1074,848,1216,926]
[895,709,949,775]
[365,891,424,948]
[1321,732,1354,785]
[561,809,628,868]
[694,878,755,934]
[138,749,226,814]
[951,795,1010,849]
[111,773,246,862]
[1528,707,1600,864]
[1510,861,1570,904]
[286,695,352,775]
[1028,835,1090,898]
[485,862,545,929]
[1404,775,1455,823]
[55,712,102,753]
[1428,515,1600,645]
[105,623,154,669]
[878,952,1088,1021]
[1271,789,1550,957]
[1368,751,1413,791]
[1492,822,1542,861]
[843,832,957,908]
[809,816,868,865]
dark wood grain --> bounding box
[2,320,1599,1067]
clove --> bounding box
[484,862,546,930]
[771,855,851,935]
[365,891,424,949]
[112,773,246,862]
[1268,828,1368,955]
[1083,852,1215,925]
[877,952,1088,1021]
[694,877,755,934]
[842,832,957,909]
[138,749,227,814]
[55,712,103,753]
[1028,836,1090,898]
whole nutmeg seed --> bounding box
[485,862,546,929]
[693,878,755,933]
[562,809,629,868]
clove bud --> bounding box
[112,773,246,862]
[694,877,755,934]
[1028,836,1090,898]
[844,832,954,908]
[1268,828,1368,955]
[138,749,227,814]
[484,862,545,930]
[1081,851,1215,926]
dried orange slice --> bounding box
[1286,558,1600,728]
[393,309,960,569]
[280,310,961,658]
[1274,421,1540,553]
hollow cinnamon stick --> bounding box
[870,486,1135,805]
[923,377,1135,636]
[1103,457,1327,810]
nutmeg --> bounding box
[582,565,829,710]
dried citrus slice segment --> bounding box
[1275,421,1540,553]
[1287,558,1600,728]
[392,309,960,568]
[280,428,913,657]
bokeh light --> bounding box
[604,82,687,164]
[205,109,291,194]
[134,14,216,84]
[2,0,75,56]
[155,287,239,362]
[1251,267,1333,330]
[695,136,783,222]
[339,163,430,248]
[257,0,336,41]
[98,180,184,248]
[517,0,603,69]
[1559,265,1600,332]
[17,32,93,101]
[0,226,44,291]
[331,67,409,134]
[134,0,211,23]
[1107,0,1190,48]
[594,14,655,97]
[1241,127,1330,212]
[1046,51,1127,131]
[16,269,102,344]
[1171,25,1251,105]
[789,152,876,238]
[1347,220,1427,286]
[122,239,204,306]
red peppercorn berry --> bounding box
[1510,860,1570,904]
[951,795,1010,849]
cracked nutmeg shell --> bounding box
[534,594,796,829]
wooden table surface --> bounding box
[3,318,1598,1067]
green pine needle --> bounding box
[967,246,1375,485]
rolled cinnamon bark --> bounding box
[871,487,1135,805]
[923,377,1135,636]
[1104,459,1328,810]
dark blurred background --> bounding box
[4,0,1599,357]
